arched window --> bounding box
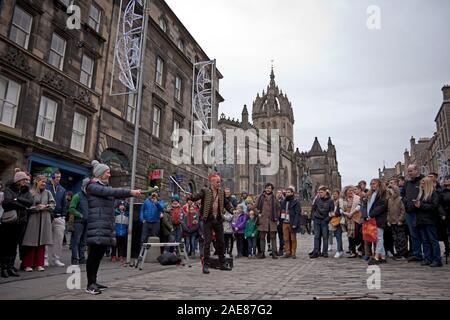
[158,17,167,32]
[177,39,185,53]
[100,148,130,171]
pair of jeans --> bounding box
[375,228,386,257]
[313,219,329,254]
[140,222,160,244]
[418,224,441,264]
[224,233,234,255]
[282,223,297,256]
[405,212,423,258]
[247,237,256,256]
[71,221,87,263]
[334,225,343,252]
[115,236,127,258]
[234,233,244,257]
[184,233,197,255]
[86,244,107,286]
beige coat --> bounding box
[255,193,280,232]
[22,189,55,247]
[387,196,406,225]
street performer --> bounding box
[186,173,234,274]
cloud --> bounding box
[165,0,450,187]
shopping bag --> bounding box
[362,218,377,242]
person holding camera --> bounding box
[21,175,55,271]
[1,171,33,278]
[140,191,164,246]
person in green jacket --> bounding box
[68,178,90,265]
[244,210,258,259]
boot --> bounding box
[1,261,8,278]
[7,257,19,277]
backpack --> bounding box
[157,252,181,265]
[171,207,182,225]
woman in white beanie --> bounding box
[0,171,33,278]
[85,160,141,294]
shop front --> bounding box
[27,153,91,193]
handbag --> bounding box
[1,209,18,224]
[351,211,362,224]
[330,216,340,227]
[362,218,377,242]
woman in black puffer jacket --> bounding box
[415,177,442,267]
[84,160,141,295]
[1,171,33,278]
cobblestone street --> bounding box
[1,234,449,300]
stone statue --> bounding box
[301,173,313,201]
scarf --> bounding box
[367,191,377,218]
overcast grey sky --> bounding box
[166,0,450,186]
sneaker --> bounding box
[111,256,116,263]
[421,260,431,266]
[362,256,371,262]
[85,284,102,295]
[334,252,343,258]
[44,259,49,267]
[119,256,125,263]
[328,247,333,252]
[322,253,328,258]
[53,260,65,267]
[291,255,297,259]
[36,266,45,271]
[25,267,33,272]
[408,256,423,262]
[387,251,394,258]
[71,260,79,265]
[310,253,319,259]
[96,283,108,290]
[429,261,443,267]
[393,256,406,261]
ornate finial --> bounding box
[270,60,275,86]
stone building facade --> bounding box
[217,69,341,197]
[0,0,112,190]
[97,0,221,197]
[0,0,220,196]
[388,85,450,181]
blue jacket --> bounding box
[46,181,66,218]
[140,198,164,223]
[115,208,129,237]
